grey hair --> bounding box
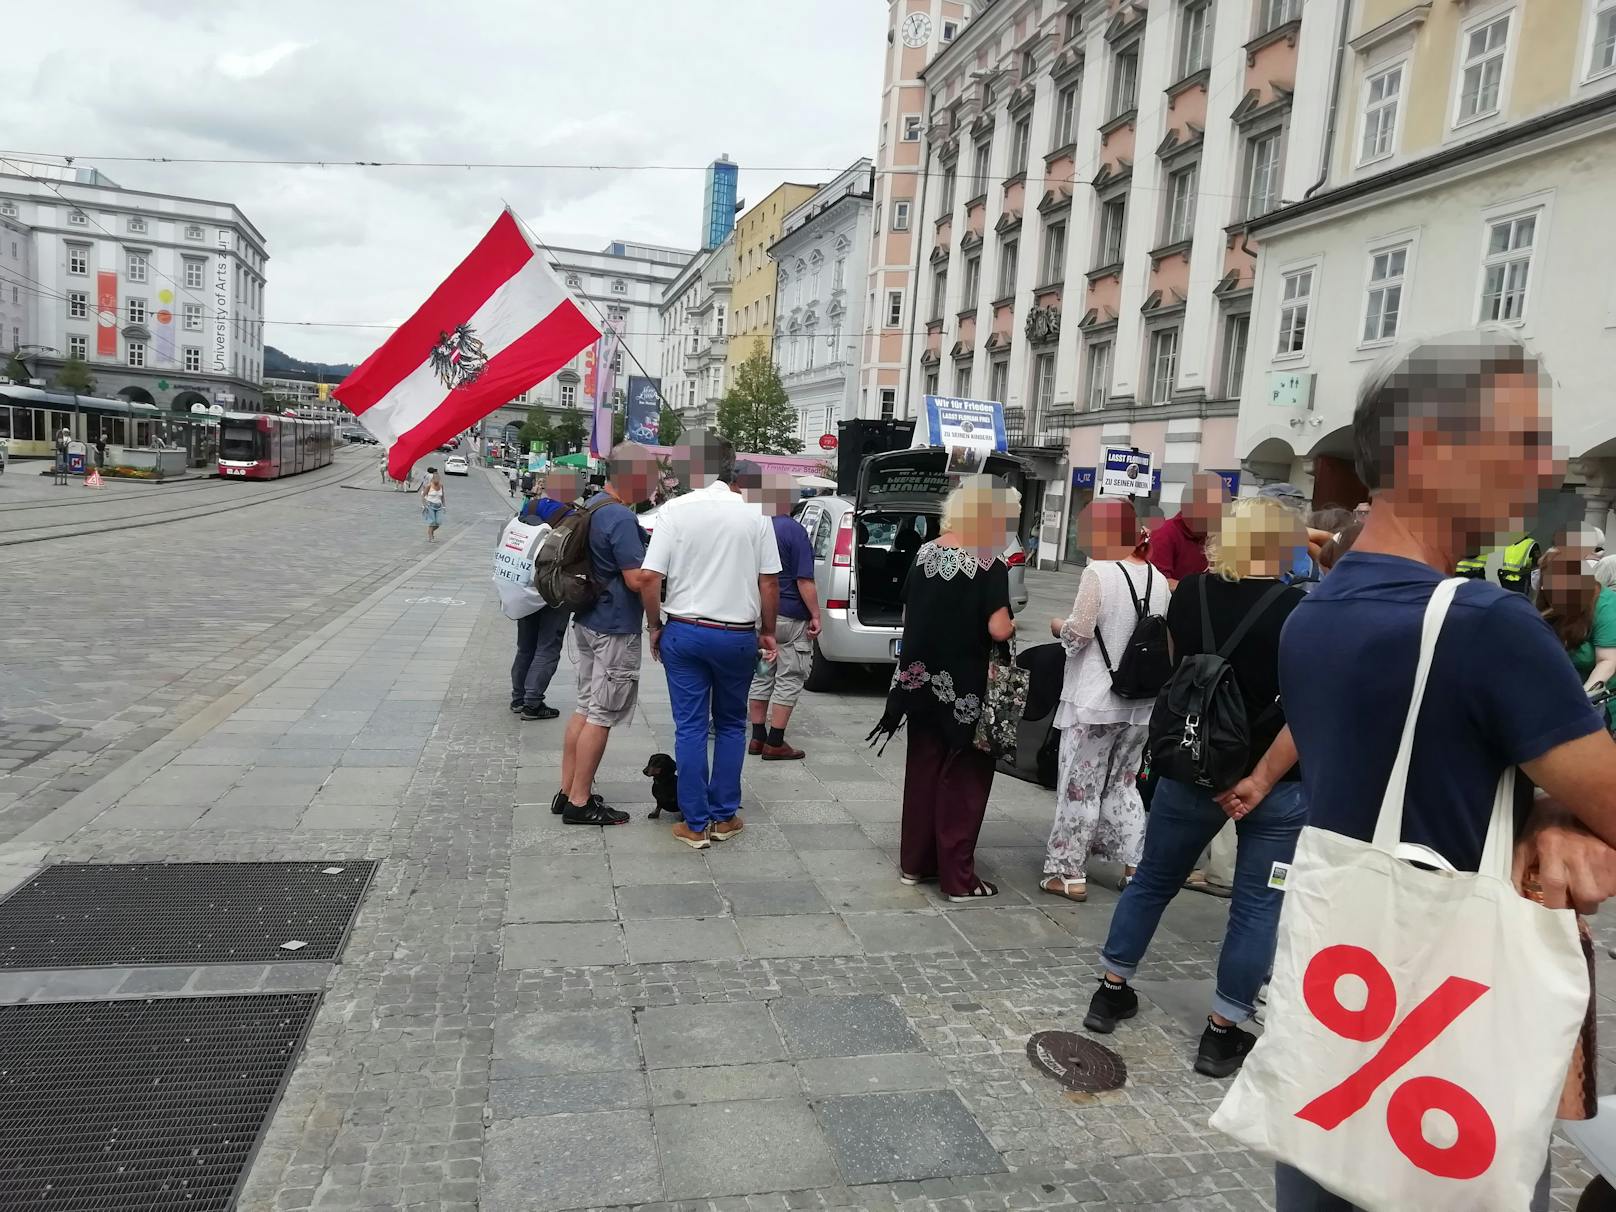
[1352,328,1548,492]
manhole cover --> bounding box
[0,993,321,1211]
[1026,1030,1127,1092]
[0,861,378,969]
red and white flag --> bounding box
[335,210,599,479]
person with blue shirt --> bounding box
[746,470,822,761]
[553,444,661,827]
[1223,332,1616,1211]
[509,470,582,722]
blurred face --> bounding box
[955,500,1015,554]
[545,471,580,502]
[1540,548,1587,598]
[1184,474,1228,533]
[763,473,797,514]
[610,457,659,504]
[1076,500,1138,561]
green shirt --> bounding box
[1570,586,1616,682]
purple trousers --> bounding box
[900,727,995,896]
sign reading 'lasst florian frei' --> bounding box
[912,395,1007,474]
[213,230,232,374]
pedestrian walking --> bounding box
[94,431,109,470]
[746,470,821,761]
[1239,332,1616,1210]
[379,451,389,486]
[1083,495,1308,1080]
[869,475,1019,900]
[54,426,69,473]
[419,467,446,541]
[554,442,660,826]
[510,470,583,722]
[1146,471,1226,587]
[642,438,782,849]
[1041,498,1169,902]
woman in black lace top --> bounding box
[871,476,1019,900]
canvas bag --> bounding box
[492,515,550,621]
[1211,577,1588,1211]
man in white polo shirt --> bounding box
[641,434,781,849]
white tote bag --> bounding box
[492,515,549,621]
[1212,577,1588,1211]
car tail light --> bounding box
[1007,550,1027,567]
[826,599,849,611]
[832,514,854,567]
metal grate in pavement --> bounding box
[0,861,378,969]
[0,993,321,1211]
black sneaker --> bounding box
[520,703,560,721]
[561,798,630,826]
[510,701,525,714]
[1082,979,1138,1034]
[1194,1020,1257,1078]
[551,791,608,816]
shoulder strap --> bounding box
[1213,581,1293,661]
[1116,561,1148,622]
[1198,576,1216,653]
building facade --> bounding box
[1239,0,1616,534]
[261,374,354,425]
[701,156,740,250]
[727,182,820,387]
[771,160,876,448]
[902,0,1338,563]
[0,160,269,411]
[658,234,734,430]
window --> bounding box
[1111,47,1140,116]
[886,290,904,327]
[879,388,896,420]
[997,240,1019,298]
[68,246,88,275]
[874,203,883,234]
[1263,0,1300,30]
[715,304,726,336]
[1148,328,1179,403]
[963,254,981,304]
[611,278,626,294]
[1221,313,1250,398]
[1591,0,1616,76]
[127,252,147,282]
[1054,85,1079,146]
[931,269,948,321]
[1457,14,1511,124]
[565,273,581,288]
[1276,267,1313,355]
[971,143,992,197]
[183,302,203,331]
[68,291,87,318]
[902,114,923,141]
[1164,165,1198,243]
[611,352,623,374]
[1065,9,1082,41]
[1243,132,1281,219]
[893,200,912,231]
[1032,352,1056,412]
[1362,245,1408,344]
[1098,197,1127,264]
[1010,117,1032,175]
[183,346,202,373]
[1360,64,1404,163]
[1022,50,1038,78]
[988,358,1009,405]
[956,362,973,397]
[0,200,14,216]
[126,297,146,325]
[68,209,88,226]
[1480,212,1537,322]
[1180,1,1210,76]
[68,334,86,360]
[1042,222,1067,282]
[185,224,203,240]
[128,217,146,233]
[183,259,205,289]
[127,341,146,368]
[940,166,956,211]
[924,371,939,397]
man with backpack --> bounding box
[541,443,661,826]
[509,470,582,722]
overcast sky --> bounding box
[7,0,888,365]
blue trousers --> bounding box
[1100,776,1307,1022]
[660,621,756,832]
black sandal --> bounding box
[945,880,999,902]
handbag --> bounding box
[1211,578,1588,1210]
[973,637,1029,759]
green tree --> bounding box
[55,355,95,395]
[4,351,27,384]
[552,406,588,454]
[658,406,684,446]
[517,411,554,457]
[715,339,801,454]
[612,410,625,445]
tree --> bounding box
[517,411,554,457]
[54,355,95,394]
[715,339,801,454]
[658,406,684,447]
[4,351,27,384]
[612,410,625,445]
[552,406,588,454]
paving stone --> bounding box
[736,914,864,959]
[484,1110,661,1211]
[500,923,626,969]
[637,1001,787,1069]
[299,800,397,830]
[795,1054,949,1099]
[648,1063,803,1106]
[623,917,743,964]
[490,1071,648,1119]
[943,907,1076,951]
[844,912,971,955]
[492,1009,640,1078]
[505,855,615,923]
[771,996,924,1059]
[615,882,726,920]
[815,1091,1005,1185]
[655,1099,838,1199]
[813,881,934,912]
[721,881,833,916]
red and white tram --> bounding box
[217,413,336,480]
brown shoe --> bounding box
[760,742,805,761]
[747,738,764,756]
[709,817,745,842]
[671,822,711,850]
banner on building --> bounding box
[911,395,1007,475]
[1098,447,1154,498]
[625,376,662,445]
[153,289,176,364]
[589,318,623,459]
[213,229,233,374]
[96,271,118,357]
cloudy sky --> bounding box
[7,0,888,364]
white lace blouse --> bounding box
[1055,558,1170,728]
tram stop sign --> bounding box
[66,440,86,475]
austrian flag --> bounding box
[335,210,599,479]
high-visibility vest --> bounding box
[1498,536,1540,593]
[1456,552,1490,579]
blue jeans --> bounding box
[1100,776,1307,1022]
[660,620,757,832]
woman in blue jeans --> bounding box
[1084,496,1309,1079]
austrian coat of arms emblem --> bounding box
[429,323,490,390]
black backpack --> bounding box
[1094,563,1172,700]
[1147,578,1291,792]
[534,497,611,611]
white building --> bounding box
[771,160,875,448]
[658,234,734,430]
[261,374,354,425]
[0,159,269,411]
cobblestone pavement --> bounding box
[0,464,1607,1211]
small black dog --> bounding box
[643,753,681,821]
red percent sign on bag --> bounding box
[1295,944,1495,1180]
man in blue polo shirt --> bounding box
[746,471,822,761]
[1246,332,1616,1210]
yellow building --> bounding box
[726,181,819,388]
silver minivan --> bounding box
[793,448,1030,689]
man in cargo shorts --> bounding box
[746,470,821,760]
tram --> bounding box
[217,412,336,480]
[0,384,168,457]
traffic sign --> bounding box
[818,433,838,451]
